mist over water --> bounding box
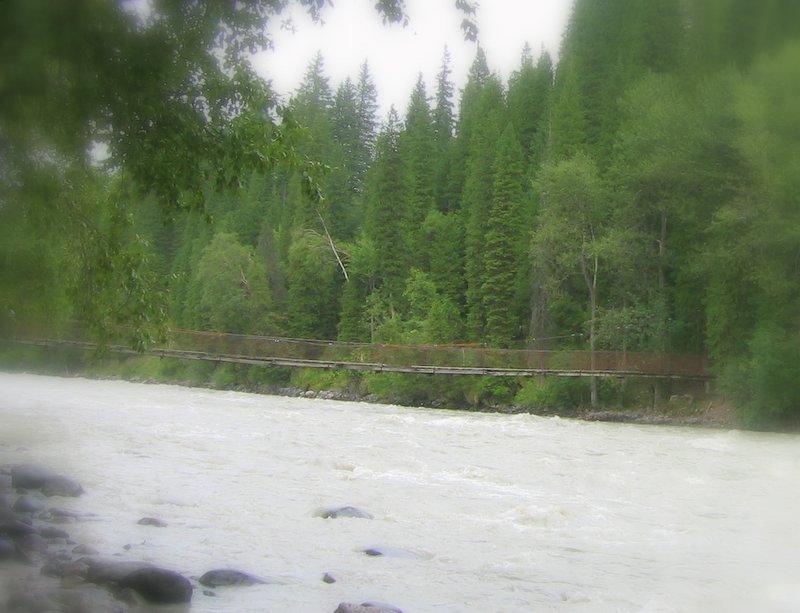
[1,372,799,612]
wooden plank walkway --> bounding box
[11,336,712,381]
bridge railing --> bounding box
[162,328,708,379]
[5,322,709,379]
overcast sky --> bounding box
[252,0,574,118]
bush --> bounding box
[291,368,355,393]
[246,365,291,387]
[210,363,239,388]
[515,376,589,411]
[473,377,519,406]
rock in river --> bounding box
[137,516,168,527]
[318,505,374,519]
[10,464,84,497]
[334,603,404,613]
[84,558,193,604]
[117,566,194,604]
[199,568,269,588]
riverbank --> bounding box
[0,342,737,430]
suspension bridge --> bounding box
[9,327,711,381]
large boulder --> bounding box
[84,559,152,584]
[10,464,84,497]
[12,494,45,514]
[0,536,17,560]
[199,568,269,587]
[10,464,59,489]
[84,558,193,604]
[42,475,84,497]
[117,566,193,604]
[0,515,37,538]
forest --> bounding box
[2,0,800,428]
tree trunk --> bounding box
[654,210,668,409]
[580,235,600,411]
[589,292,598,410]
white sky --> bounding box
[252,0,574,118]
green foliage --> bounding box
[424,297,464,344]
[286,231,342,339]
[515,377,590,411]
[291,368,357,394]
[416,210,465,306]
[720,324,800,428]
[507,46,553,162]
[187,232,276,334]
[474,378,518,407]
[210,364,240,389]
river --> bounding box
[1,372,799,612]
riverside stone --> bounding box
[9,464,84,497]
[42,474,85,497]
[199,568,268,587]
[117,566,193,604]
[12,493,45,514]
[10,464,58,489]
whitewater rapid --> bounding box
[1,372,798,612]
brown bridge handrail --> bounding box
[7,325,711,381]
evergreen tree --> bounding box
[337,236,379,342]
[483,124,528,346]
[400,76,437,260]
[363,108,408,305]
[416,210,465,308]
[289,52,340,231]
[443,47,492,213]
[507,45,553,162]
[432,47,456,212]
[330,77,365,238]
[548,56,587,160]
[462,75,506,339]
[355,62,380,185]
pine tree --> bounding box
[416,209,465,308]
[483,124,527,347]
[400,76,436,261]
[330,77,364,238]
[443,47,491,213]
[355,62,380,185]
[363,108,408,304]
[432,47,456,212]
[507,45,553,163]
[289,52,340,231]
[462,75,506,339]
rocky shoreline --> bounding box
[1,463,404,612]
